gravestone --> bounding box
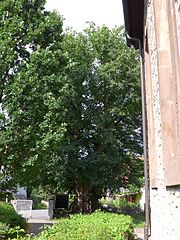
[11,200,32,218]
[55,194,69,209]
[53,194,69,218]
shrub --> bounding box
[0,222,9,238]
[0,201,27,238]
[33,211,134,240]
[30,190,42,209]
[100,197,140,209]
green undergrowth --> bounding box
[30,211,134,240]
[99,198,145,228]
[0,201,27,239]
[132,214,145,228]
[100,198,140,209]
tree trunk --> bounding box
[75,184,91,213]
[89,187,101,212]
[71,184,100,214]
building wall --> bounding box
[175,0,180,49]
[145,0,180,239]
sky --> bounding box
[45,0,124,32]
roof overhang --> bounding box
[122,0,144,48]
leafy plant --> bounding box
[28,211,135,240]
[7,226,25,239]
[0,201,27,238]
[29,189,47,210]
[0,222,9,237]
[0,202,26,229]
[100,198,140,209]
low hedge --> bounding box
[0,201,27,239]
[33,211,134,240]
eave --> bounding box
[122,0,144,48]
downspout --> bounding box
[126,34,150,240]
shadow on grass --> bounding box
[101,205,145,228]
[27,223,53,235]
[131,214,145,228]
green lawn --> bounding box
[132,214,145,228]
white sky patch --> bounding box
[45,0,124,32]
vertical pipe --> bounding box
[126,34,150,240]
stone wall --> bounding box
[175,0,180,50]
[145,0,180,239]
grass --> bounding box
[100,197,145,228]
[132,214,145,228]
[32,202,47,210]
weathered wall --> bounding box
[175,0,180,49]
[145,0,180,239]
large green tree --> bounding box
[0,0,66,191]
[0,0,143,212]
[58,25,143,212]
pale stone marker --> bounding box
[11,200,33,219]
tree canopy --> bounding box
[60,25,143,212]
[0,0,65,192]
[0,0,143,212]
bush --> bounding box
[0,222,9,238]
[32,211,134,240]
[30,189,47,209]
[100,197,140,209]
[30,190,42,209]
[0,201,27,238]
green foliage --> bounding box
[33,202,47,210]
[56,24,143,211]
[0,170,15,201]
[30,189,43,209]
[0,0,65,190]
[99,197,145,228]
[0,0,143,212]
[100,198,140,209]
[0,221,9,237]
[0,201,26,229]
[131,215,145,228]
[29,211,134,240]
[3,225,25,239]
[0,201,26,238]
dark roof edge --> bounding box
[122,0,144,49]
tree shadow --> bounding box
[27,222,53,235]
[101,205,145,227]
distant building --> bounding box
[122,1,180,240]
